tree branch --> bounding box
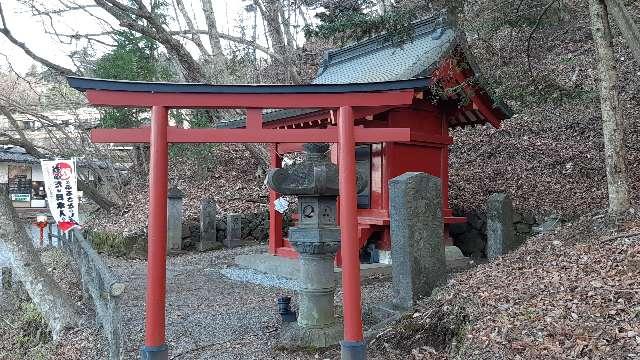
[0,3,77,76]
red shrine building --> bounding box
[221,14,512,261]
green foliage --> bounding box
[89,230,139,257]
[16,302,51,350]
[93,31,172,82]
[92,31,173,128]
[303,0,418,45]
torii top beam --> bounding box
[67,76,429,144]
[67,76,425,109]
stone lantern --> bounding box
[267,143,361,348]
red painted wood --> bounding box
[410,131,453,145]
[337,106,364,342]
[144,106,169,347]
[246,108,263,129]
[90,127,411,144]
[370,143,383,210]
[268,144,283,255]
[85,89,416,108]
[445,216,467,224]
[276,143,304,154]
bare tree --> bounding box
[588,0,631,215]
[0,185,81,338]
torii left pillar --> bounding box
[142,106,169,359]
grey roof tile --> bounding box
[313,16,455,84]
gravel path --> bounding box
[106,245,393,360]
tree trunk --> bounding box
[588,0,631,215]
[604,0,640,66]
[78,179,117,211]
[0,185,81,338]
[260,0,301,83]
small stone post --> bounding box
[266,143,351,348]
[389,172,446,310]
[486,193,514,260]
[1,267,11,290]
[167,187,184,253]
[199,199,218,251]
[224,214,242,248]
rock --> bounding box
[512,212,523,223]
[524,213,536,225]
[445,246,465,260]
[533,216,561,233]
[467,212,485,231]
[448,222,468,236]
[455,229,484,258]
[515,223,532,234]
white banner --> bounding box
[41,159,80,233]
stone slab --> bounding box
[224,214,242,248]
[389,172,446,310]
[198,198,218,252]
[235,252,475,282]
[486,193,515,260]
[1,267,11,290]
[167,187,184,253]
[234,253,391,283]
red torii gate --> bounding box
[68,76,427,359]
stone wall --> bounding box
[63,229,125,360]
[187,211,294,246]
[449,209,561,258]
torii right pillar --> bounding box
[338,106,366,359]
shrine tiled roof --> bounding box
[313,15,455,84]
[218,12,511,129]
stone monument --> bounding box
[1,267,11,290]
[224,213,242,248]
[389,172,446,310]
[167,187,184,253]
[198,198,218,251]
[486,193,514,260]
[266,143,351,348]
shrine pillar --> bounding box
[338,106,366,359]
[141,106,169,360]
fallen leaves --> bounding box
[371,215,640,359]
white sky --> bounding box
[0,0,309,75]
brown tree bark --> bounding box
[258,0,302,83]
[588,0,631,215]
[0,185,81,338]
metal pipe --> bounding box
[337,106,366,359]
[141,106,169,360]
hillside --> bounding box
[370,212,640,359]
[88,2,640,235]
[449,0,640,219]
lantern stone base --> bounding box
[277,322,343,349]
